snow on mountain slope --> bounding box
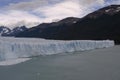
[0,26,11,36]
[6,26,28,36]
[0,37,114,61]
[0,26,28,36]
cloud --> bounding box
[0,0,84,28]
[0,10,42,29]
[33,0,107,22]
[0,0,120,28]
[4,0,105,10]
[3,0,61,10]
[34,1,83,22]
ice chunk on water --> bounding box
[0,58,31,66]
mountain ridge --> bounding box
[0,26,28,36]
[2,5,120,44]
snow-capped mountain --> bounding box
[16,5,120,44]
[0,26,28,36]
[7,26,28,36]
[0,26,11,36]
[85,5,120,18]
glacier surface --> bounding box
[0,37,114,61]
[0,58,31,66]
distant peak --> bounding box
[86,5,120,19]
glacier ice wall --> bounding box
[0,37,114,61]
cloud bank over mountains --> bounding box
[0,0,119,28]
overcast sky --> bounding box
[0,0,119,28]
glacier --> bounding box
[0,37,114,61]
[0,58,31,66]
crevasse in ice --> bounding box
[0,37,114,61]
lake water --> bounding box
[0,45,120,80]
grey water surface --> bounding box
[0,45,120,80]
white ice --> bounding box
[0,58,31,66]
[0,37,114,62]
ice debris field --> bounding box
[0,37,114,66]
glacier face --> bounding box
[0,37,114,61]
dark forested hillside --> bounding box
[16,5,120,44]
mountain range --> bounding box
[0,26,28,36]
[0,5,120,44]
[14,5,120,44]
